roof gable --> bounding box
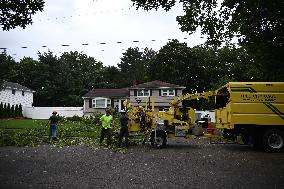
[130,80,185,89]
[83,88,129,98]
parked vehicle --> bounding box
[215,82,284,152]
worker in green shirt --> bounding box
[99,109,113,146]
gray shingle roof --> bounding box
[82,88,129,98]
[129,80,185,89]
[2,81,34,92]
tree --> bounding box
[3,103,7,118]
[0,102,3,118]
[0,0,45,31]
[31,51,60,106]
[118,47,156,87]
[11,104,15,118]
[19,104,23,117]
[7,103,11,118]
[9,57,38,89]
[59,51,104,106]
[148,40,207,91]
[15,104,19,117]
[0,53,17,86]
[101,66,123,88]
[132,0,284,81]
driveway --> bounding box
[0,138,284,188]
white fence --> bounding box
[23,107,84,119]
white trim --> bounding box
[161,89,175,96]
[92,97,111,108]
[137,89,150,97]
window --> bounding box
[12,89,15,95]
[161,89,175,96]
[92,98,111,108]
[22,91,25,96]
[137,89,150,97]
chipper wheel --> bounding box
[150,131,167,149]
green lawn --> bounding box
[0,119,47,129]
[0,118,102,147]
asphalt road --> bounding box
[0,138,284,189]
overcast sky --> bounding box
[0,0,206,66]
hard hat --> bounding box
[120,109,126,113]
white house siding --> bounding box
[0,88,33,107]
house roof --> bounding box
[129,80,185,89]
[2,81,34,92]
[82,88,129,98]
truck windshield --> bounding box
[215,87,230,109]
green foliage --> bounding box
[3,103,7,118]
[147,40,257,92]
[0,53,17,82]
[118,47,156,87]
[0,0,45,31]
[0,119,46,129]
[132,0,284,81]
[7,103,11,117]
[0,103,22,119]
[10,105,15,118]
[0,112,119,147]
[0,102,3,118]
[14,104,19,117]
[18,104,23,117]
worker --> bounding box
[99,109,113,146]
[49,111,59,140]
[117,109,129,148]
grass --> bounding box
[0,116,123,149]
[0,118,101,146]
[0,119,47,129]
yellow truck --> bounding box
[215,82,284,152]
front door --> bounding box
[119,99,126,112]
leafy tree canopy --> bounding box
[131,0,284,81]
[0,0,45,30]
[118,47,156,87]
[131,0,283,47]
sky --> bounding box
[0,0,207,67]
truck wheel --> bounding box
[263,129,284,152]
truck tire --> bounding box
[263,129,284,152]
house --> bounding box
[129,80,185,111]
[0,81,34,107]
[82,88,129,115]
[82,80,185,115]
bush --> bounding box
[83,112,103,125]
[66,115,83,122]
